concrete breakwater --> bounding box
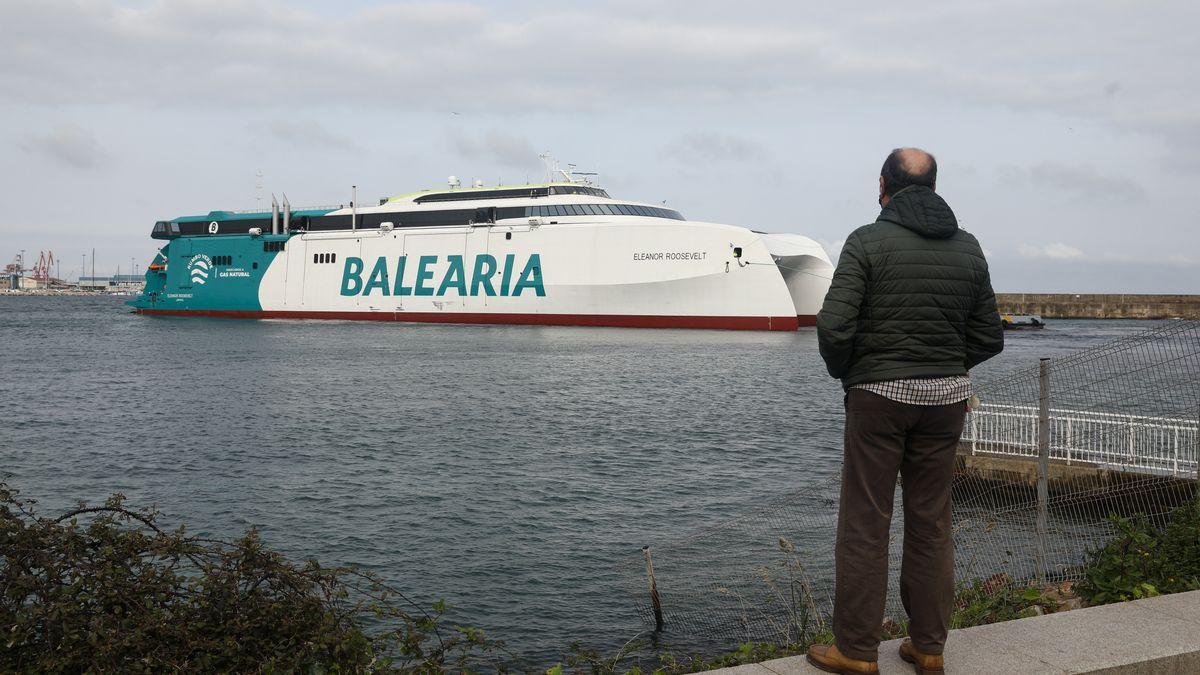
[996,293,1200,320]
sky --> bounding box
[1,0,1197,292]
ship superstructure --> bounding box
[130,169,833,330]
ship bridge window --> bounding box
[151,221,181,239]
[523,204,684,220]
[263,241,285,253]
[548,186,611,198]
[313,253,337,264]
[413,185,611,203]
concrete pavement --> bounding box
[709,589,1200,674]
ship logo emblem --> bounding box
[187,254,212,285]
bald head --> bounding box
[880,147,937,201]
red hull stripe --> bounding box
[136,308,814,331]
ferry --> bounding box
[128,167,833,330]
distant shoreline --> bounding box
[1,289,134,297]
[995,293,1200,320]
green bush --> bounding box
[0,483,506,673]
[949,576,1056,629]
[1076,498,1200,605]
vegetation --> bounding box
[0,483,507,673]
[548,574,1057,675]
[552,639,823,675]
[1075,497,1200,605]
[950,575,1058,628]
[4,478,1196,674]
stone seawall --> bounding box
[996,293,1200,320]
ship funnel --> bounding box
[271,195,280,235]
[282,193,291,232]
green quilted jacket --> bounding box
[816,185,1004,389]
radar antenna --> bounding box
[538,152,599,186]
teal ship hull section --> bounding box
[128,234,289,313]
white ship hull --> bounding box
[132,181,834,330]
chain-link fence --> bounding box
[625,320,1200,652]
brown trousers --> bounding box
[833,389,965,662]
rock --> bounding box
[1058,597,1084,611]
[1019,605,1046,618]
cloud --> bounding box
[662,132,768,165]
[1,0,1197,186]
[1028,163,1147,203]
[1016,244,1198,271]
[254,120,360,153]
[5,0,1191,142]
[448,131,539,170]
[1018,242,1085,260]
[1000,162,1147,202]
[18,124,110,170]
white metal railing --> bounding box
[228,204,344,215]
[962,404,1200,478]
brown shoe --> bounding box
[898,638,945,674]
[806,644,879,674]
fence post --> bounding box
[642,546,664,631]
[1036,358,1051,585]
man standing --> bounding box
[807,148,1004,674]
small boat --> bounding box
[1001,313,1046,329]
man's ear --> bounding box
[879,176,886,199]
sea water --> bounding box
[0,295,1158,665]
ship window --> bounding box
[414,187,556,203]
[313,253,318,263]
[332,253,336,263]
